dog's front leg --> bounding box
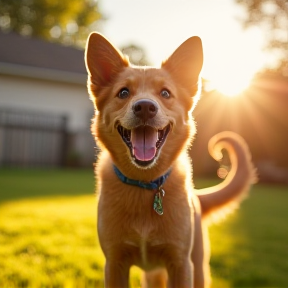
[167,259,193,288]
[104,260,130,288]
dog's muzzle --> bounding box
[117,99,171,167]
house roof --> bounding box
[0,31,87,84]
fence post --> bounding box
[60,116,68,167]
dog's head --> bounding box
[85,33,203,174]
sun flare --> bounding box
[210,74,252,97]
[204,61,257,98]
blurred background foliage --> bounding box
[1,0,288,72]
[236,0,288,76]
[0,0,102,47]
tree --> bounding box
[0,0,101,47]
[121,44,150,66]
[236,0,288,69]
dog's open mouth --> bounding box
[117,124,171,166]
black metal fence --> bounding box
[0,108,68,167]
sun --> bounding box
[203,61,257,98]
[209,73,252,97]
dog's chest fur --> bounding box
[96,153,195,269]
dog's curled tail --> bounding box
[195,131,257,222]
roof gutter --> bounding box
[0,62,87,85]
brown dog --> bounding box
[85,33,256,288]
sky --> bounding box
[97,0,272,95]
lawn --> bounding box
[0,169,287,288]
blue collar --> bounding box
[113,165,171,190]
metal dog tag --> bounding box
[153,188,165,215]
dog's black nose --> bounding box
[133,99,158,121]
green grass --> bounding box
[0,168,95,202]
[0,169,287,288]
[208,185,288,288]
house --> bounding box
[0,31,95,167]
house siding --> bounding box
[0,74,95,167]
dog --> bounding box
[85,33,256,288]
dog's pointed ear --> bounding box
[162,36,203,93]
[85,33,128,87]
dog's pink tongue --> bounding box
[131,126,157,161]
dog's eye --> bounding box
[160,89,170,99]
[118,88,130,99]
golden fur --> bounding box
[85,33,256,288]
